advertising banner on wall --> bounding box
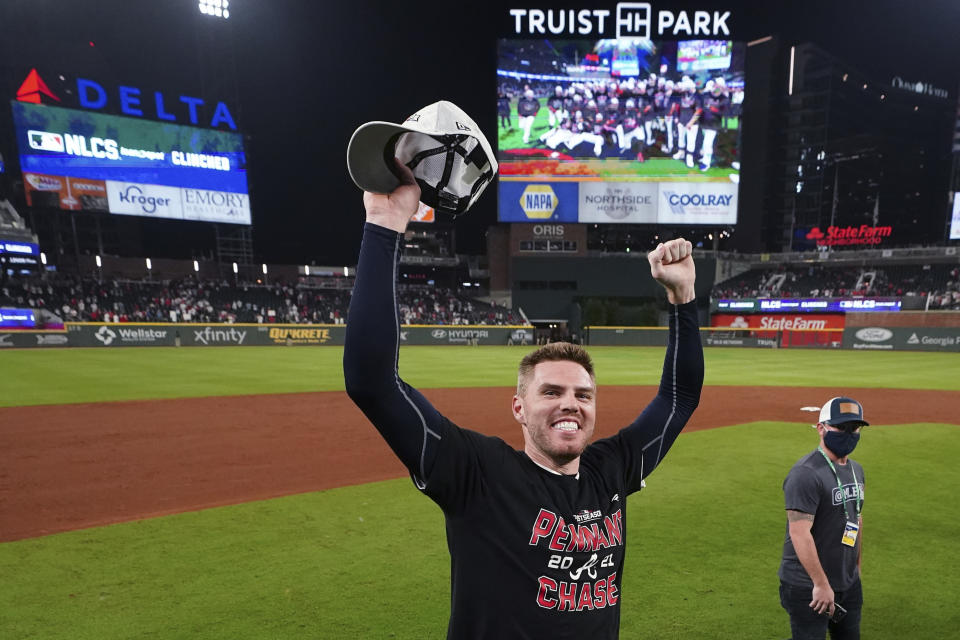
[711,313,846,331]
[0,331,69,347]
[843,326,960,352]
[657,181,738,225]
[498,181,580,223]
[578,182,658,223]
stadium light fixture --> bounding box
[788,46,795,95]
[146,258,152,270]
[198,0,230,19]
[193,260,200,272]
[95,255,102,268]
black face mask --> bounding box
[824,430,860,458]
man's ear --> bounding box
[512,395,525,424]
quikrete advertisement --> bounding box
[260,327,336,345]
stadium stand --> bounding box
[711,264,960,309]
[0,276,527,325]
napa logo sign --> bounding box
[519,184,558,219]
[16,68,238,130]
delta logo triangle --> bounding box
[907,333,920,344]
[16,69,60,104]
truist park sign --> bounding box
[507,4,732,38]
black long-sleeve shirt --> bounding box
[344,223,704,639]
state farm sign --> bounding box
[805,225,892,247]
[711,314,845,331]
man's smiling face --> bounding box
[513,359,596,471]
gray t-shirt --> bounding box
[778,449,864,590]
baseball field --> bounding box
[1,345,958,638]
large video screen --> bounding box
[11,101,250,225]
[496,39,743,225]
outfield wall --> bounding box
[0,323,535,348]
[3,320,957,352]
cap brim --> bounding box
[346,121,411,194]
[825,418,869,428]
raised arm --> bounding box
[607,239,704,489]
[342,161,444,485]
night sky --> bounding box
[1,0,958,265]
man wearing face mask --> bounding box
[779,397,868,640]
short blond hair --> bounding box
[517,342,595,396]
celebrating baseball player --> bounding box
[343,161,703,638]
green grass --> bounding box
[1,346,958,407]
[2,422,957,639]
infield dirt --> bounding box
[1,385,957,542]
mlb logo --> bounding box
[616,2,652,39]
[27,130,64,153]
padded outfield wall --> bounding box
[0,324,535,348]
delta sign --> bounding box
[15,68,238,130]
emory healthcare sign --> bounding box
[507,4,732,38]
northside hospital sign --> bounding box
[507,4,733,38]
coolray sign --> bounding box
[657,182,738,225]
[578,182,657,223]
[16,68,238,130]
[107,182,183,218]
[891,77,949,100]
[805,225,892,247]
[507,6,732,38]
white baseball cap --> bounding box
[346,100,498,216]
[818,397,869,428]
